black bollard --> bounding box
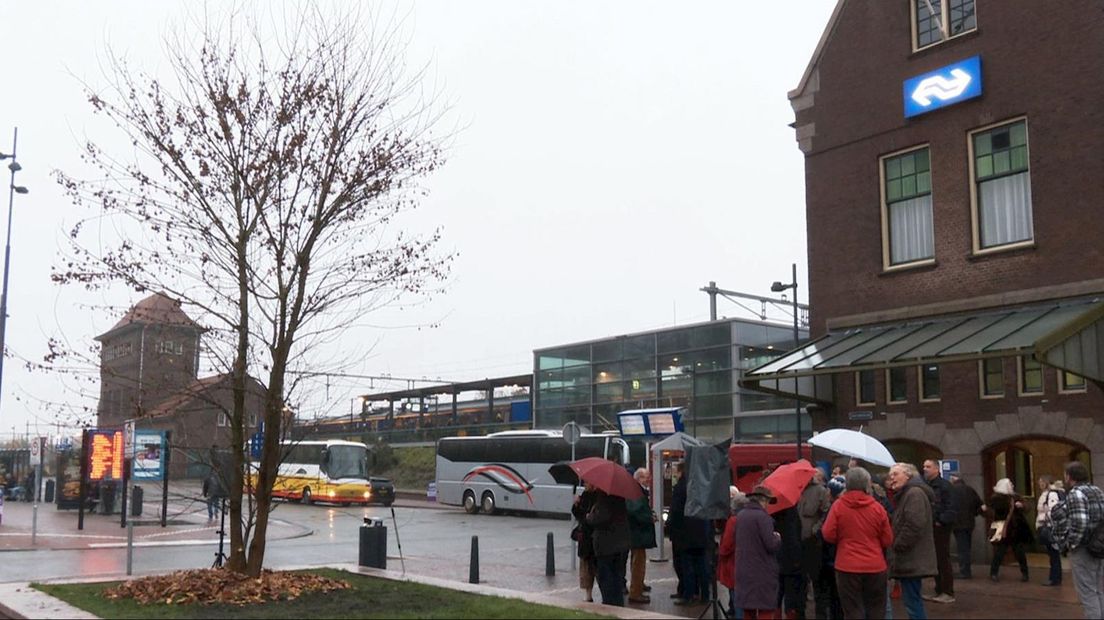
[546,531,555,576]
[469,535,480,584]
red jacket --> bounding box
[717,514,737,589]
[822,490,893,573]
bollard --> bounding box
[546,531,555,576]
[469,535,480,584]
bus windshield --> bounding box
[327,444,369,479]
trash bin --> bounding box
[359,517,387,569]
[131,485,144,517]
[44,479,55,504]
[98,483,116,515]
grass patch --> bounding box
[380,446,436,491]
[34,568,610,619]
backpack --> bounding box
[1087,516,1104,559]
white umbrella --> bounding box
[807,428,895,467]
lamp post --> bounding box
[771,263,802,460]
[0,128,28,418]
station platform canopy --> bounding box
[742,297,1104,402]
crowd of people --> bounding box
[569,457,1104,620]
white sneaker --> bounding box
[933,593,956,604]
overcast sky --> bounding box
[0,1,836,439]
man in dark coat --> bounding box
[586,488,631,607]
[921,459,956,603]
[626,468,657,604]
[735,485,783,618]
[774,505,805,618]
[948,474,984,579]
[797,469,831,619]
[886,462,937,620]
[669,463,711,605]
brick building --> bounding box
[744,0,1104,509]
[95,293,265,477]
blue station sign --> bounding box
[903,55,982,118]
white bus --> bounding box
[435,430,630,515]
[258,439,395,506]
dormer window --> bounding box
[912,0,976,51]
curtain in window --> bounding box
[979,171,1033,248]
[889,195,934,264]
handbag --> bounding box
[989,500,1014,543]
[570,525,585,543]
[989,519,1008,543]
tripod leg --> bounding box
[390,506,405,574]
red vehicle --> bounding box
[729,443,813,493]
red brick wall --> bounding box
[797,1,1104,335]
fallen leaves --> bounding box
[103,568,350,606]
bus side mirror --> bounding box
[320,449,329,474]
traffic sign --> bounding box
[30,437,40,458]
[562,421,581,445]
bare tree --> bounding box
[53,4,452,575]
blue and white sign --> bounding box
[939,459,960,480]
[903,55,982,118]
[133,430,166,481]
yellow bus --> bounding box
[261,439,394,506]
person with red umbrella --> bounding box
[576,456,635,607]
[762,460,818,618]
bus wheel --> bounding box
[480,491,496,515]
[463,491,479,514]
[301,487,313,505]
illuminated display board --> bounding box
[616,408,684,438]
[646,412,677,435]
[618,414,647,436]
[88,429,125,481]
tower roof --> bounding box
[95,293,204,341]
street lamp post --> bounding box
[771,263,802,461]
[0,128,28,418]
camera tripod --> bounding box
[212,497,227,568]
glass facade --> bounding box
[533,318,807,443]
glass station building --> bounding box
[533,317,809,443]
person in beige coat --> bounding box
[886,462,938,619]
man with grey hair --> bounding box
[822,466,893,620]
[626,468,656,604]
[1051,460,1104,618]
[885,462,937,619]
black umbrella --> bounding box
[548,461,580,486]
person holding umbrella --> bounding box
[571,482,600,603]
[586,487,631,607]
[567,456,641,607]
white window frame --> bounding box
[919,364,941,403]
[911,0,978,52]
[880,144,936,271]
[1017,355,1045,397]
[218,412,229,427]
[968,117,1034,255]
[979,358,1005,399]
